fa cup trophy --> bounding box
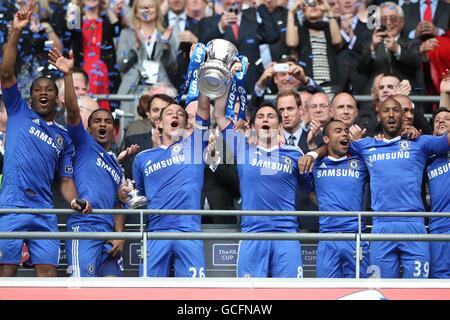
[197,39,239,99]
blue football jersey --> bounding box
[133,115,209,232]
[349,135,449,223]
[0,83,74,209]
[426,151,450,233]
[313,155,368,233]
[223,124,314,233]
[66,121,122,229]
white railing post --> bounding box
[355,213,362,279]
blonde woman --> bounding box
[116,0,177,117]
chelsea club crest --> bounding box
[399,140,411,151]
[171,143,183,157]
[55,134,65,149]
[348,159,360,170]
[282,156,293,165]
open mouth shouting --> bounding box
[261,124,270,132]
[39,96,50,108]
[387,118,397,128]
[339,138,349,146]
[437,123,448,133]
[170,120,180,128]
[98,128,108,139]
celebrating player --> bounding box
[214,84,315,278]
[132,94,211,277]
[313,120,370,278]
[426,107,450,278]
[302,97,450,278]
[48,47,128,277]
[0,3,87,277]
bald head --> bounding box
[331,92,358,127]
[78,96,100,129]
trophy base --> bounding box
[128,196,148,209]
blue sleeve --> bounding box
[221,121,246,161]
[348,138,370,156]
[132,153,145,195]
[194,114,210,151]
[57,134,74,178]
[67,120,88,149]
[2,82,26,115]
[298,150,314,193]
[421,134,450,156]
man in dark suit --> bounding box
[202,129,241,224]
[163,0,201,92]
[402,0,449,41]
[357,2,421,94]
[275,90,319,231]
[335,0,372,94]
[198,0,279,92]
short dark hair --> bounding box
[137,93,174,118]
[250,102,282,125]
[276,90,302,108]
[159,103,188,125]
[322,119,346,138]
[73,67,90,86]
[277,56,297,64]
[432,107,450,127]
[30,76,58,96]
[87,109,114,128]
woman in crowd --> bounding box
[116,0,176,117]
[286,0,343,93]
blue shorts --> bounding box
[237,240,303,278]
[430,228,450,279]
[140,230,206,277]
[0,213,59,267]
[66,224,123,277]
[370,221,429,279]
[316,240,370,278]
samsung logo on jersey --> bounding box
[428,162,450,181]
[316,169,360,179]
[96,158,121,184]
[368,151,410,163]
[250,159,293,174]
[29,126,61,156]
[145,155,185,176]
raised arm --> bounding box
[196,93,211,121]
[440,71,450,109]
[319,0,343,48]
[286,1,301,48]
[0,7,32,88]
[48,48,81,126]
[212,84,233,131]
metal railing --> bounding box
[89,94,441,103]
[1,209,449,278]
